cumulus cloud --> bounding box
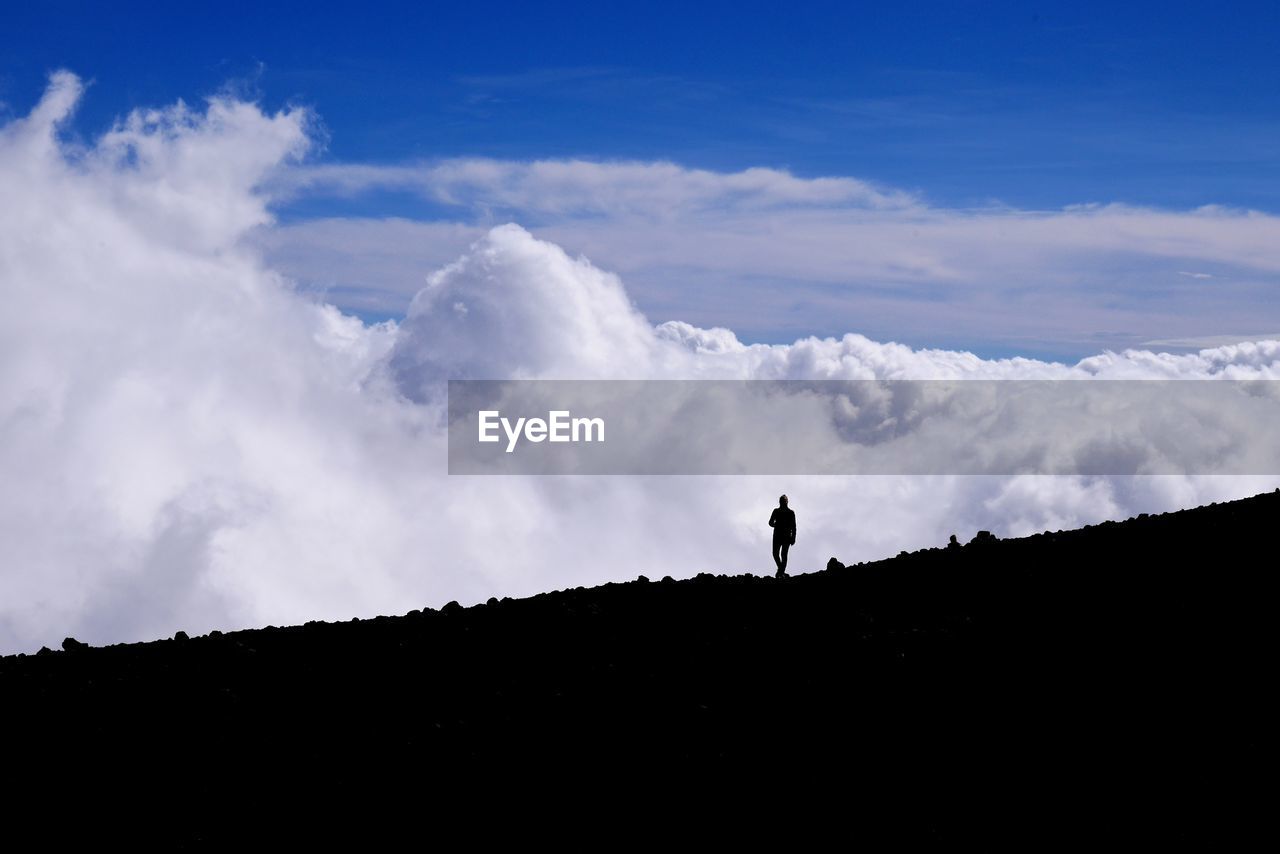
[387,223,665,390]
[0,72,421,650]
[3,73,1279,654]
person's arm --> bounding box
[791,512,797,543]
[769,508,777,528]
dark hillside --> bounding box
[3,490,1275,844]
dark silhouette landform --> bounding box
[4,490,1274,844]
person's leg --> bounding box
[779,540,790,573]
[772,539,783,572]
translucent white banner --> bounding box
[447,380,1280,475]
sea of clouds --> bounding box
[2,73,1279,653]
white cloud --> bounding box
[3,73,1279,655]
[397,228,1280,480]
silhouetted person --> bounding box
[769,494,796,577]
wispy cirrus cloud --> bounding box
[261,158,1280,356]
[273,157,918,214]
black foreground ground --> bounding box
[3,490,1274,845]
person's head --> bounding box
[779,494,788,507]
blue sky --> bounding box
[5,1,1278,211]
[5,2,1280,359]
